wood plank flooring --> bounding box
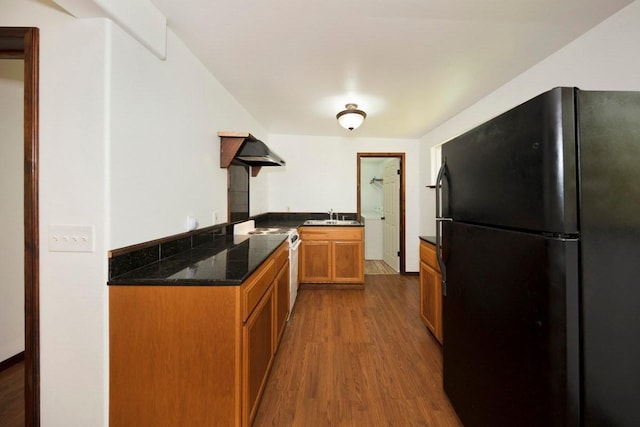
[0,275,460,427]
[364,260,397,275]
[0,360,24,427]
[254,274,462,426]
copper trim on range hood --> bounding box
[218,131,285,176]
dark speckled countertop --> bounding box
[419,235,437,245]
[107,212,363,287]
[108,234,287,286]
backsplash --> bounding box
[108,224,228,280]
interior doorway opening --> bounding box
[357,153,406,274]
[0,27,40,427]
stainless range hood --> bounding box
[219,131,286,176]
[235,138,286,166]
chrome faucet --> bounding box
[328,209,334,220]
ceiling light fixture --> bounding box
[337,103,366,131]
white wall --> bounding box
[31,12,110,427]
[2,4,111,424]
[419,134,438,237]
[109,24,268,248]
[0,60,24,362]
[360,160,384,214]
[419,0,640,236]
[1,0,272,425]
[267,134,422,271]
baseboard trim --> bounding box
[0,351,25,372]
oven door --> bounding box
[288,236,301,317]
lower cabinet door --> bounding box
[332,240,364,283]
[299,240,331,282]
[243,287,274,426]
[420,260,443,343]
[273,261,290,349]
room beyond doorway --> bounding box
[357,153,406,274]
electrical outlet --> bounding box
[186,216,198,231]
[48,225,94,252]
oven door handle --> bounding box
[290,238,301,251]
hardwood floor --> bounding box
[0,360,24,427]
[364,260,397,275]
[254,274,462,426]
[0,276,458,427]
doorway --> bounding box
[0,27,40,427]
[357,153,406,274]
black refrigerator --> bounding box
[435,87,640,427]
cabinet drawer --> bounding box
[299,226,363,241]
[420,240,439,272]
[242,259,276,322]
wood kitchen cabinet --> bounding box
[110,240,289,427]
[243,280,274,427]
[272,243,290,349]
[299,240,331,282]
[420,239,443,344]
[333,240,364,282]
[299,226,364,287]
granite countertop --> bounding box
[263,218,363,227]
[107,212,362,287]
[419,235,437,245]
[108,233,287,286]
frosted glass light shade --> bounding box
[337,103,366,130]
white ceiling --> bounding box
[150,0,632,139]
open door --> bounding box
[382,158,400,272]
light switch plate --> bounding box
[48,225,94,252]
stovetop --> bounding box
[247,227,295,235]
[233,220,297,237]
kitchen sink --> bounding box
[303,219,361,226]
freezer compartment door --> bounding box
[442,222,579,427]
[441,87,578,234]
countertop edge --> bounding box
[419,235,437,245]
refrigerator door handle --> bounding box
[435,158,451,296]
